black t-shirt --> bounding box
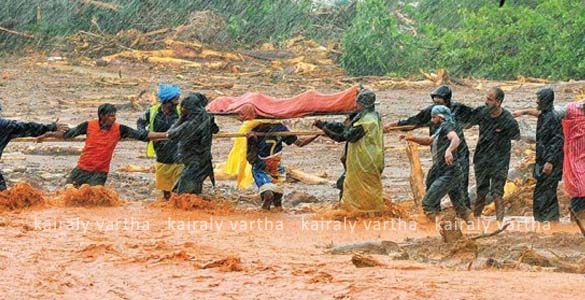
[431,123,461,168]
[469,107,520,165]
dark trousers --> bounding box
[533,174,560,222]
[460,152,471,208]
[173,163,207,195]
[423,163,469,217]
[475,159,509,199]
[67,167,108,187]
[0,171,6,191]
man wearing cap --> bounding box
[384,85,474,209]
[166,93,220,195]
[50,103,167,187]
[314,89,385,213]
[0,104,69,191]
[400,105,471,222]
[137,83,182,200]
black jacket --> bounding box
[535,88,564,180]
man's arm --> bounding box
[294,135,320,147]
[400,134,433,146]
[314,120,346,142]
[395,106,433,128]
[444,131,460,166]
[343,125,366,143]
[63,122,89,139]
[453,102,475,127]
[5,119,58,138]
[465,106,483,129]
[512,108,541,118]
[506,115,521,140]
[120,124,149,141]
[543,116,564,173]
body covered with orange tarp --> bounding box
[206,86,359,119]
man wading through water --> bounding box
[46,104,168,187]
[468,87,520,221]
[166,92,219,195]
[314,89,385,213]
[138,83,182,200]
[513,88,564,222]
[400,105,471,222]
[385,85,474,209]
[239,104,318,211]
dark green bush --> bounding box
[341,0,423,76]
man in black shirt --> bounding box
[385,85,474,208]
[533,87,564,222]
[468,87,520,220]
[401,105,471,222]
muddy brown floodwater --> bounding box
[1,55,584,299]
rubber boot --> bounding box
[261,191,274,210]
[494,195,505,222]
[473,195,486,217]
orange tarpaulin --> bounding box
[206,86,359,119]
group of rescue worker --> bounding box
[0,83,583,225]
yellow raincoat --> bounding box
[341,111,385,213]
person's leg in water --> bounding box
[273,192,284,210]
[261,190,274,210]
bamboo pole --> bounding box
[11,131,325,143]
[11,126,416,143]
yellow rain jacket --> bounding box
[341,111,385,213]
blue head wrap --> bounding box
[157,83,181,103]
[431,105,456,137]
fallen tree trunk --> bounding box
[286,167,334,185]
[405,141,425,206]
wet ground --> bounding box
[1,55,584,299]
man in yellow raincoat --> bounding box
[314,89,385,213]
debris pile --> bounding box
[60,184,124,207]
[328,231,585,273]
[0,182,45,210]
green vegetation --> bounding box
[1,0,583,80]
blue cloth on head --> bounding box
[431,105,455,137]
[157,83,181,103]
